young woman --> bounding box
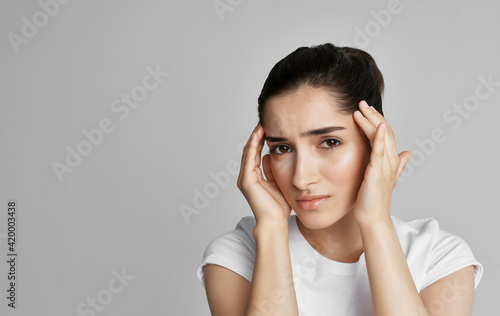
[197,43,483,315]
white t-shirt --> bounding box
[197,215,483,315]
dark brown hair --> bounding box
[257,43,384,126]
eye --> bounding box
[320,138,341,149]
[271,145,291,155]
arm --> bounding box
[420,265,475,316]
[359,218,426,314]
[204,223,297,316]
[247,221,297,316]
[352,101,475,315]
[204,264,251,316]
[204,124,298,316]
[359,219,475,316]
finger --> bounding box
[378,122,400,172]
[379,120,399,169]
[353,109,377,143]
[380,119,398,161]
[358,100,385,128]
[370,122,386,167]
[262,154,275,183]
[238,124,263,187]
[357,101,399,159]
[254,125,266,170]
[239,124,260,166]
[396,151,412,179]
[248,125,265,181]
[358,102,407,180]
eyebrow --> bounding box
[265,126,346,143]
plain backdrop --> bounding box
[0,0,498,315]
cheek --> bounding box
[270,158,293,191]
[322,148,368,187]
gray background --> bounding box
[0,0,498,315]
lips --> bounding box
[295,195,329,211]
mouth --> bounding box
[295,195,330,211]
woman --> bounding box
[197,43,483,315]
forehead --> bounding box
[264,86,352,132]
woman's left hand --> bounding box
[352,100,412,226]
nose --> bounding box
[291,150,319,191]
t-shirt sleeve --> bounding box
[196,216,257,288]
[420,227,484,290]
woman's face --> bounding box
[263,86,371,229]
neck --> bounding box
[296,211,364,263]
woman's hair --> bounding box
[257,43,385,126]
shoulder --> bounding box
[390,216,441,250]
[390,216,484,290]
[204,216,257,259]
[391,215,439,237]
[235,216,257,238]
[197,216,257,286]
[390,215,471,256]
[209,216,257,250]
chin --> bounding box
[294,206,351,230]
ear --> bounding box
[362,131,372,153]
[360,133,372,168]
[354,118,373,153]
[396,151,412,179]
[262,154,275,183]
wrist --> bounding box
[253,220,289,241]
[358,216,394,236]
[356,214,393,231]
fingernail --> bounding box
[360,101,368,107]
[355,110,363,117]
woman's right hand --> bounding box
[237,123,292,225]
